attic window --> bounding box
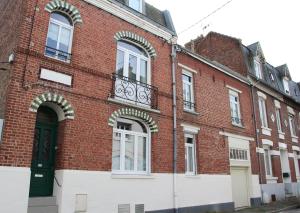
[129,0,142,12]
[254,60,262,79]
[270,72,274,81]
[283,78,290,94]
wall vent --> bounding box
[135,204,145,213]
[118,204,130,213]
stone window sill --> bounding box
[261,127,272,136]
[278,132,285,139]
[183,109,200,115]
[232,123,245,129]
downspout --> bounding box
[171,42,179,213]
[250,82,264,203]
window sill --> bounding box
[232,123,245,129]
[266,176,278,184]
[108,97,161,114]
[183,109,200,115]
[45,54,71,64]
[111,173,154,179]
[261,127,272,136]
[278,132,285,139]
[296,176,300,182]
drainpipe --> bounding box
[171,41,179,213]
[250,82,264,203]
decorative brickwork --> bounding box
[114,31,157,57]
[45,0,83,24]
[108,108,158,132]
[29,92,75,119]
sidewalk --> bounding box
[236,198,300,213]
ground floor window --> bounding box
[112,118,149,174]
[185,133,196,175]
[264,146,272,177]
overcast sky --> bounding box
[146,0,300,82]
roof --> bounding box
[113,0,176,35]
[243,44,300,103]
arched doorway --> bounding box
[29,106,58,197]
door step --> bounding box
[28,197,58,213]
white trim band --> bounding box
[178,63,198,74]
[219,131,254,141]
[181,123,200,134]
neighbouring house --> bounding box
[186,31,300,203]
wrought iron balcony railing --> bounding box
[183,100,196,112]
[231,117,243,126]
[45,46,72,62]
[111,74,158,109]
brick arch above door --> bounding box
[108,108,158,133]
[29,92,75,121]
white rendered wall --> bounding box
[54,170,233,213]
[0,167,30,213]
[250,175,261,198]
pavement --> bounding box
[236,198,300,213]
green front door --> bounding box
[29,107,58,197]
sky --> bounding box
[146,0,300,82]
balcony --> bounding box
[111,74,158,109]
[231,117,243,127]
[45,46,72,62]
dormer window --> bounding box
[129,0,142,12]
[283,78,290,94]
[254,59,262,79]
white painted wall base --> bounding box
[261,183,285,203]
[54,170,233,213]
[0,167,30,213]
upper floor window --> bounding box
[293,151,300,177]
[264,146,273,177]
[112,118,149,174]
[258,97,268,128]
[283,78,290,94]
[254,60,262,79]
[229,90,242,126]
[45,12,73,62]
[288,114,297,137]
[230,148,248,161]
[129,0,142,12]
[275,107,282,133]
[182,71,195,111]
[185,133,196,175]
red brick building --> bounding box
[186,31,300,203]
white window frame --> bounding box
[288,114,297,138]
[128,0,143,12]
[254,59,262,79]
[185,133,196,175]
[264,146,273,177]
[283,78,290,94]
[275,107,282,133]
[112,122,150,175]
[0,119,4,143]
[294,151,300,178]
[182,70,195,112]
[258,96,268,128]
[229,90,242,126]
[45,13,74,62]
[116,41,151,85]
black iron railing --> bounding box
[183,100,196,111]
[111,74,158,109]
[231,117,243,126]
[45,46,72,62]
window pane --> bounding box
[264,149,271,176]
[128,55,137,81]
[188,146,194,172]
[112,132,121,170]
[183,83,192,102]
[125,134,135,171]
[59,27,71,52]
[140,59,147,84]
[51,13,72,25]
[118,41,147,57]
[137,136,147,171]
[46,22,59,53]
[116,50,125,76]
[129,0,141,11]
[276,109,282,131]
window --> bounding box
[185,134,196,175]
[182,71,195,111]
[229,90,242,126]
[45,12,73,62]
[294,151,300,177]
[129,0,142,12]
[275,108,282,132]
[264,147,272,177]
[254,60,262,79]
[258,97,268,128]
[288,114,297,137]
[230,148,248,160]
[112,118,149,174]
[283,78,290,94]
[0,119,3,143]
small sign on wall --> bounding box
[0,119,4,144]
